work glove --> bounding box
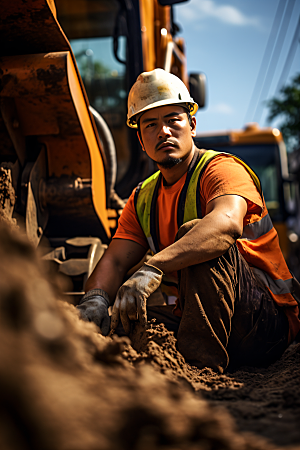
[77,289,110,336]
[111,263,163,334]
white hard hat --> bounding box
[127,68,198,128]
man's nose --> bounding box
[159,125,172,137]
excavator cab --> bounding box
[55,0,205,198]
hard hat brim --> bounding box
[127,99,198,128]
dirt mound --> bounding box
[123,319,300,447]
[0,221,299,450]
[124,319,244,391]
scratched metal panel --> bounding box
[0,0,69,57]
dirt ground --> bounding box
[0,220,299,450]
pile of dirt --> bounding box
[122,318,300,447]
[0,221,299,450]
[124,319,244,390]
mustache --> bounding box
[155,140,178,151]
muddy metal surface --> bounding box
[0,220,299,450]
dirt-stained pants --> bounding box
[149,219,290,373]
[176,219,290,372]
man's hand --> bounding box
[111,263,163,334]
[77,289,110,336]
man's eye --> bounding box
[146,123,155,128]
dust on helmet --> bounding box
[127,68,198,128]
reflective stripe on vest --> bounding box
[252,267,294,296]
[241,212,273,240]
[134,170,162,254]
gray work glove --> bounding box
[111,263,163,334]
[77,289,110,336]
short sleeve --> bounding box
[113,188,149,249]
[200,155,264,220]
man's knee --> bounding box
[176,219,201,241]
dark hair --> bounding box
[186,110,193,126]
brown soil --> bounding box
[125,320,300,447]
[0,220,299,450]
[0,166,16,226]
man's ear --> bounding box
[191,116,197,137]
[137,130,145,151]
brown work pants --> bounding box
[149,219,290,373]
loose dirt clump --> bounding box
[125,320,244,391]
[0,221,299,450]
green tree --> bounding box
[267,73,300,152]
[74,50,110,78]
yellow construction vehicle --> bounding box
[288,148,300,279]
[194,123,294,262]
[0,0,205,299]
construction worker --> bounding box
[77,69,300,373]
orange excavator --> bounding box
[0,0,205,298]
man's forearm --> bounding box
[84,256,127,304]
[147,214,240,274]
[84,239,147,304]
[147,194,247,273]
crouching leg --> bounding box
[175,220,289,373]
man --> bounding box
[77,69,300,373]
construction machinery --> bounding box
[287,148,300,279]
[0,0,205,299]
[54,0,205,198]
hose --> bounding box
[89,106,117,207]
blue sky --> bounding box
[175,0,300,134]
